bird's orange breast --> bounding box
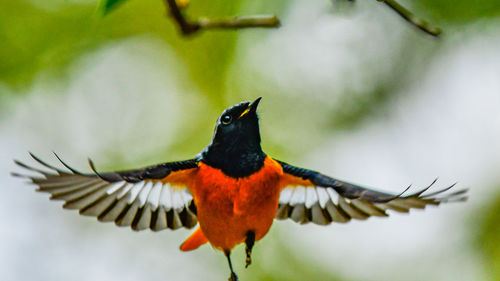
[190,157,283,250]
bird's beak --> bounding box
[239,97,262,119]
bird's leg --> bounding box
[162,0,280,36]
[245,231,255,268]
[224,249,238,281]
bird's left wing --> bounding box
[13,153,200,231]
[275,160,467,225]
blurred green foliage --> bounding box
[0,0,287,99]
[0,1,95,89]
[413,0,500,23]
[2,0,497,102]
[0,0,292,159]
[477,189,500,279]
[4,0,499,95]
[1,1,500,280]
[102,0,129,14]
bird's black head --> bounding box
[201,97,266,178]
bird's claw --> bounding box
[228,272,238,281]
[245,255,252,268]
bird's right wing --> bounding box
[13,153,200,231]
[275,160,467,225]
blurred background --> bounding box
[2,0,500,280]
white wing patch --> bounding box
[276,183,466,225]
[277,186,391,225]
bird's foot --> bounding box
[228,272,238,281]
[245,253,252,268]
[245,230,255,269]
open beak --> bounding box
[239,97,262,119]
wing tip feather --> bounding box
[53,152,84,175]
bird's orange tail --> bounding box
[180,227,208,251]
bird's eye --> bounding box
[221,114,232,125]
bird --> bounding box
[12,97,467,281]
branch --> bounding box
[378,0,442,37]
[197,15,281,31]
[163,0,280,35]
[163,0,440,37]
[164,0,199,34]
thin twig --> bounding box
[163,0,280,35]
[197,15,280,30]
[378,0,442,37]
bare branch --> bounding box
[163,0,440,37]
[197,15,280,31]
[378,0,442,37]
[163,0,280,36]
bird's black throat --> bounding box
[201,142,266,178]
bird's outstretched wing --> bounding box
[13,153,200,231]
[275,160,467,225]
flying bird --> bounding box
[13,97,466,281]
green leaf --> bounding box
[412,0,500,24]
[101,0,130,15]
